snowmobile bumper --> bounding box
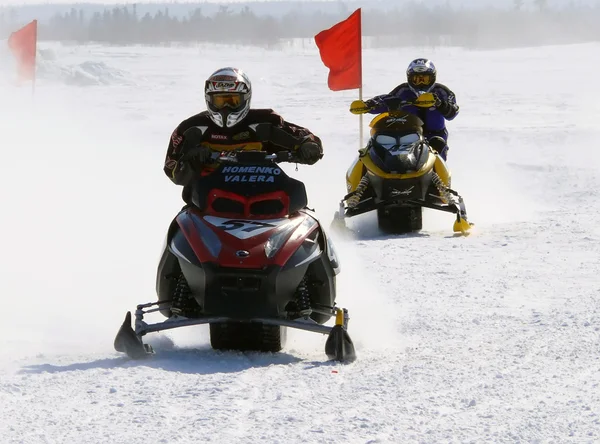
[335,189,472,235]
[114,302,356,362]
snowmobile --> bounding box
[114,125,356,362]
[332,92,472,235]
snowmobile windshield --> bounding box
[375,133,421,152]
[370,132,423,173]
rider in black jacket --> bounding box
[164,67,323,203]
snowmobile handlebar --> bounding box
[216,150,299,165]
[349,93,437,114]
[181,124,303,165]
[382,97,417,110]
[384,92,437,110]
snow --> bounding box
[1,41,600,443]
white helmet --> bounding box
[204,67,251,128]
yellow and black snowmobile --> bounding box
[332,93,472,235]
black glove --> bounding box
[364,99,377,109]
[433,94,452,116]
[297,141,323,165]
[384,97,412,110]
[183,143,213,164]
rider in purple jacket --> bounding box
[362,59,459,160]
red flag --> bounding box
[314,9,362,91]
[8,20,38,82]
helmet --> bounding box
[204,67,251,128]
[406,59,437,94]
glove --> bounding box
[297,141,323,165]
[384,97,412,110]
[364,99,377,109]
[183,143,213,164]
[433,94,452,116]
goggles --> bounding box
[409,74,433,86]
[210,93,243,110]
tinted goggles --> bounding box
[210,93,242,110]
[409,74,433,86]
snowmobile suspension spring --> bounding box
[295,277,312,317]
[347,176,370,208]
[432,172,455,204]
[171,273,191,316]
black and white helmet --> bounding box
[204,67,251,128]
[406,59,437,94]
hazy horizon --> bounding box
[1,0,597,8]
[2,0,598,50]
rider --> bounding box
[164,66,323,203]
[358,58,459,160]
[162,67,323,317]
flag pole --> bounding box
[31,20,37,97]
[358,10,363,150]
[32,19,37,98]
[359,87,363,150]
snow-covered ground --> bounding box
[1,41,599,443]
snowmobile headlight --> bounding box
[395,146,418,169]
[392,140,420,171]
[280,217,321,266]
[264,218,304,259]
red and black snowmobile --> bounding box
[114,133,355,362]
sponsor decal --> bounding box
[211,134,228,140]
[411,59,430,72]
[386,116,408,126]
[171,130,183,150]
[232,131,250,141]
[221,166,282,184]
[390,186,414,197]
[204,216,287,239]
[212,81,236,90]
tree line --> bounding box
[1,2,599,49]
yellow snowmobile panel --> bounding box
[345,156,365,193]
[368,112,411,133]
[368,111,425,136]
[434,155,451,188]
[346,150,449,193]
